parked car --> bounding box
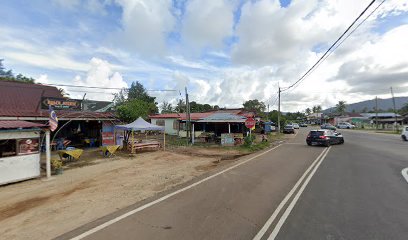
[293,123,300,129]
[402,125,408,141]
[321,123,336,130]
[336,122,355,129]
[306,130,344,147]
[283,125,295,134]
[299,122,308,127]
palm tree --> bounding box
[336,101,347,115]
[316,105,322,113]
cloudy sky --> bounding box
[1,0,408,112]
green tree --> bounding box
[128,81,156,103]
[243,99,266,114]
[316,105,322,113]
[161,101,175,113]
[399,102,408,114]
[0,59,34,83]
[305,108,311,115]
[175,99,186,113]
[335,101,347,115]
[116,99,158,123]
[268,110,286,128]
[113,88,128,106]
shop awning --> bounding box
[115,117,164,131]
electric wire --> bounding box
[281,0,377,92]
[288,0,386,92]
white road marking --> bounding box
[69,144,283,240]
[402,168,408,184]
[267,147,331,240]
[252,147,329,240]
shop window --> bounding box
[156,119,165,126]
[17,138,39,155]
[0,139,17,158]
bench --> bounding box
[127,141,161,153]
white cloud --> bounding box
[181,0,235,50]
[231,0,374,66]
[70,58,128,101]
[114,0,176,55]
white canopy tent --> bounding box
[115,117,165,153]
[115,117,165,131]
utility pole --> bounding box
[390,87,398,132]
[185,87,192,143]
[277,87,281,133]
[375,96,378,130]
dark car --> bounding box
[306,130,344,147]
[283,125,295,134]
[320,123,336,131]
[299,122,307,127]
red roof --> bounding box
[0,120,46,129]
[0,81,63,117]
[149,113,181,119]
[150,112,214,121]
[0,81,116,120]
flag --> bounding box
[49,105,58,132]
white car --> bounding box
[402,125,408,141]
[336,122,355,129]
[293,123,300,129]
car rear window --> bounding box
[310,131,323,136]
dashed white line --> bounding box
[252,147,329,240]
[69,144,282,240]
[267,147,331,240]
[402,168,408,184]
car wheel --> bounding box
[340,139,344,144]
[325,141,330,147]
[307,142,312,146]
[403,135,407,141]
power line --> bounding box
[44,83,177,92]
[281,0,377,92]
[288,0,386,92]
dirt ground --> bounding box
[0,150,230,240]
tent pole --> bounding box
[131,129,134,154]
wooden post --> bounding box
[45,130,51,179]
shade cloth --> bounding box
[115,117,164,131]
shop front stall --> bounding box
[0,121,45,185]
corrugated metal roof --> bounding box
[0,120,45,129]
[197,113,247,123]
[0,81,63,117]
[361,112,401,118]
[0,81,116,120]
[149,112,214,120]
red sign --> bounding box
[245,118,256,129]
[102,132,114,146]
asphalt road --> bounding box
[275,129,408,240]
[59,128,408,240]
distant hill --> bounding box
[323,97,408,113]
